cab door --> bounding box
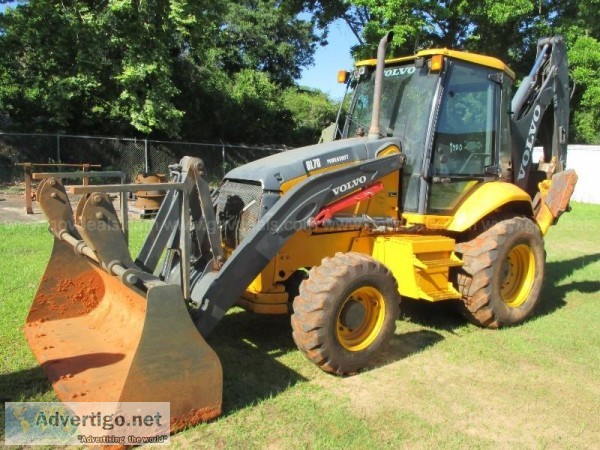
[427,60,502,214]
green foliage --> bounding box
[0,0,338,145]
[227,69,293,144]
[282,87,339,145]
[346,0,600,144]
[0,0,225,137]
[347,0,537,59]
[217,0,320,87]
[569,36,600,143]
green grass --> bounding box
[1,204,599,448]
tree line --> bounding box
[0,1,598,146]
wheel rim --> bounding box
[501,243,536,308]
[336,286,386,352]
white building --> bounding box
[533,145,599,204]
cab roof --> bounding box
[355,48,515,80]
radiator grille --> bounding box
[215,180,263,247]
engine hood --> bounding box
[223,137,400,191]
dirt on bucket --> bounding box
[24,258,146,402]
[30,271,105,319]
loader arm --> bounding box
[190,151,404,335]
[134,158,222,268]
[34,151,401,337]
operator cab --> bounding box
[339,49,516,219]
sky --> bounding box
[0,2,15,11]
[299,19,359,101]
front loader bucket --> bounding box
[24,238,223,431]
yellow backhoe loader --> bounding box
[24,34,577,430]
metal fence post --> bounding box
[82,163,90,186]
[24,163,33,214]
[144,138,149,173]
[221,143,226,177]
[56,133,61,163]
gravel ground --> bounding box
[0,187,142,224]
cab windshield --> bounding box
[343,62,440,211]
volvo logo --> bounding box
[332,176,367,195]
[518,104,542,181]
[384,67,415,77]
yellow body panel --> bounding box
[372,235,462,301]
[275,230,363,281]
[417,49,515,79]
[356,48,515,79]
[535,179,555,236]
[246,259,277,292]
[536,206,555,236]
[241,178,530,311]
[240,230,378,314]
[447,182,532,232]
[242,229,463,312]
[241,260,289,313]
[350,236,375,255]
[363,145,401,217]
[401,213,453,230]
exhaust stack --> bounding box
[368,31,394,139]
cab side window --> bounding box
[432,62,498,177]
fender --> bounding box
[447,182,532,232]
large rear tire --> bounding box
[291,252,400,375]
[456,216,545,328]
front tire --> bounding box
[456,216,545,328]
[291,252,400,375]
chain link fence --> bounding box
[0,132,288,184]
